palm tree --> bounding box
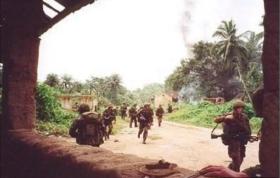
[213,20,248,68]
[213,20,252,102]
[243,31,264,71]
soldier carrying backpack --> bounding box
[69,104,104,147]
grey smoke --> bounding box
[180,0,194,51]
[179,82,201,104]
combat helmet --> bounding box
[233,100,245,109]
[78,103,90,114]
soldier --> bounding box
[128,104,138,128]
[167,104,173,113]
[137,103,154,144]
[102,105,116,140]
[156,104,165,127]
[112,106,118,124]
[69,104,104,147]
[200,88,265,178]
[214,100,251,172]
[120,103,127,120]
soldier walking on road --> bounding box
[137,103,154,144]
[102,105,116,140]
[120,103,128,120]
[167,104,173,113]
[214,100,251,172]
[156,104,165,127]
[129,104,138,128]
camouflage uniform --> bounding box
[102,106,116,139]
[69,104,104,147]
[128,104,138,128]
[120,104,127,119]
[137,104,154,144]
[156,105,165,127]
[215,100,251,172]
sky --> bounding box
[38,0,264,90]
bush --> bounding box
[35,83,76,135]
[36,83,75,123]
[167,101,262,133]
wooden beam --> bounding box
[43,1,60,14]
[39,0,95,35]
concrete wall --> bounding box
[58,95,97,111]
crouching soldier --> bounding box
[156,104,165,127]
[137,103,154,144]
[214,100,251,172]
[129,104,138,128]
[69,104,104,147]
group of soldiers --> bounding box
[111,103,166,144]
[69,99,256,175]
[69,102,168,146]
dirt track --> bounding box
[101,120,259,171]
[65,120,259,171]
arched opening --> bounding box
[1,0,278,177]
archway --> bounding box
[1,0,278,177]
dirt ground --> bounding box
[64,120,259,171]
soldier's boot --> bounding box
[229,157,241,172]
[143,130,148,144]
[228,162,234,170]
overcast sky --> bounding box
[38,0,264,90]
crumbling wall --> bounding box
[1,131,196,178]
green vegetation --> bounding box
[165,20,263,101]
[35,83,129,136]
[36,83,77,136]
[166,102,262,133]
[36,83,76,123]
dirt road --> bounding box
[102,120,259,171]
[65,120,259,171]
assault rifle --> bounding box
[211,123,259,143]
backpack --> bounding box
[80,112,104,146]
